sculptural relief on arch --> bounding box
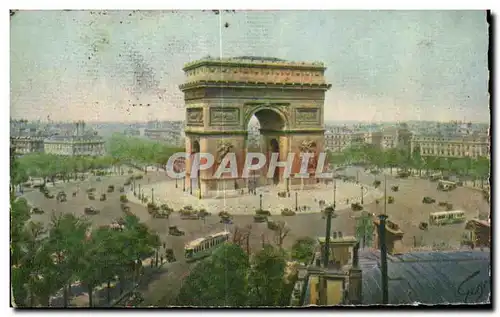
[179,56,331,198]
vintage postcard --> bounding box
[10,10,491,308]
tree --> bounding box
[46,213,91,307]
[231,224,252,255]
[270,221,291,248]
[177,243,250,307]
[291,237,316,265]
[247,244,287,307]
[11,197,31,267]
[13,221,58,307]
[355,211,375,248]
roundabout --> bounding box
[126,178,384,215]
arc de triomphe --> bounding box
[179,56,331,198]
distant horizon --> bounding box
[9,118,491,125]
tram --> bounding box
[184,231,230,263]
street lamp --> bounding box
[295,192,298,211]
[133,180,136,196]
[138,184,141,199]
[260,193,263,210]
[151,187,154,205]
[183,177,185,192]
[361,185,364,205]
[176,178,178,188]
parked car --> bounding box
[391,186,399,192]
[88,194,95,200]
[107,185,115,193]
[119,186,125,193]
[100,193,107,201]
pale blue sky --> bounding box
[10,10,489,123]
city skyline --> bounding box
[11,10,490,123]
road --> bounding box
[18,165,490,306]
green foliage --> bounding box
[10,177,160,308]
[107,134,183,166]
[247,244,287,307]
[355,211,374,248]
[14,153,116,184]
[291,237,316,264]
[177,243,250,307]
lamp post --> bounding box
[259,194,263,210]
[133,179,136,196]
[151,187,154,205]
[295,192,298,211]
[183,177,185,192]
[175,178,178,188]
[361,185,364,204]
[138,184,141,199]
[190,177,193,195]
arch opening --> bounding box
[246,108,287,191]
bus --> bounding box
[437,180,457,191]
[184,231,230,263]
[429,210,466,226]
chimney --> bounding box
[378,214,389,304]
[348,242,362,304]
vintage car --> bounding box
[169,226,185,236]
[255,209,271,216]
[422,196,436,204]
[391,185,399,192]
[281,208,296,216]
[396,171,410,178]
[253,214,267,223]
[419,222,429,230]
[107,185,115,193]
[220,217,233,224]
[100,193,107,201]
[351,203,363,211]
[84,206,100,215]
[119,186,125,193]
[387,196,395,204]
[88,193,95,200]
[30,207,44,214]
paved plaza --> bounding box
[126,178,384,215]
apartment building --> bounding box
[410,133,490,158]
[379,125,412,150]
[324,127,364,152]
[10,136,45,155]
[44,121,106,156]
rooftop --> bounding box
[183,56,326,71]
[302,249,491,305]
[359,249,491,305]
